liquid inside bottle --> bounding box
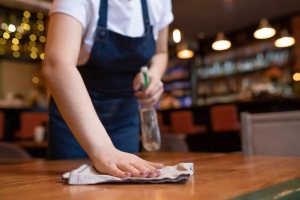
[140,107,161,151]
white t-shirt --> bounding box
[49,0,174,66]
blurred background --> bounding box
[0,0,300,159]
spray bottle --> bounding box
[139,66,161,151]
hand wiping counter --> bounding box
[61,163,194,184]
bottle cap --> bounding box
[141,66,148,73]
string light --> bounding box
[13,51,20,58]
[37,20,44,25]
[21,23,30,31]
[11,44,19,51]
[8,24,16,32]
[0,38,6,45]
[17,26,24,33]
[0,49,5,55]
[30,34,37,41]
[12,38,19,45]
[37,25,44,31]
[1,23,7,30]
[39,36,46,43]
[37,13,44,19]
[31,47,38,53]
[23,11,31,18]
[22,17,29,23]
[15,32,22,39]
[3,32,10,39]
[32,77,39,83]
[29,41,36,47]
[30,52,37,59]
[40,53,45,60]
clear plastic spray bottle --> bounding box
[139,66,161,151]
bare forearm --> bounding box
[149,52,168,79]
[42,64,113,158]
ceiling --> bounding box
[1,0,300,40]
[171,0,300,39]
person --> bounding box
[42,0,173,179]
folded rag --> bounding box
[61,163,194,185]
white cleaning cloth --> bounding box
[61,163,194,185]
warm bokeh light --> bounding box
[293,73,300,82]
[177,49,194,59]
[13,51,20,58]
[37,13,44,19]
[254,28,276,39]
[173,29,181,43]
[22,17,29,23]
[3,32,10,39]
[31,47,38,53]
[32,77,39,83]
[15,32,22,39]
[212,32,231,51]
[0,38,6,45]
[29,41,36,47]
[1,23,7,30]
[275,37,295,48]
[17,26,24,33]
[37,20,44,25]
[21,23,30,31]
[0,49,5,55]
[39,36,46,43]
[30,34,37,41]
[30,52,37,59]
[40,53,45,60]
[11,44,19,51]
[212,40,231,51]
[23,11,31,18]
[8,24,16,32]
[37,25,44,31]
[12,38,19,45]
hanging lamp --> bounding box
[254,18,276,39]
[212,32,231,51]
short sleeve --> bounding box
[157,0,174,30]
[49,0,90,32]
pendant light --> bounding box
[275,29,295,48]
[173,28,181,43]
[254,18,276,39]
[212,32,231,51]
[177,43,194,59]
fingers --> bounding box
[108,165,132,178]
[130,162,157,178]
[137,87,163,106]
[145,79,163,95]
[117,163,142,177]
[133,73,141,91]
[147,162,165,169]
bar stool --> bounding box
[210,104,240,132]
[170,110,206,135]
[15,112,48,140]
[210,104,241,152]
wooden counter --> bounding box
[1,152,300,200]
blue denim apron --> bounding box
[47,0,155,160]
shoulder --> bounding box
[49,0,97,31]
[148,0,173,30]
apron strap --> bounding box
[98,0,151,33]
[98,0,108,28]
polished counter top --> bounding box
[1,152,300,200]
